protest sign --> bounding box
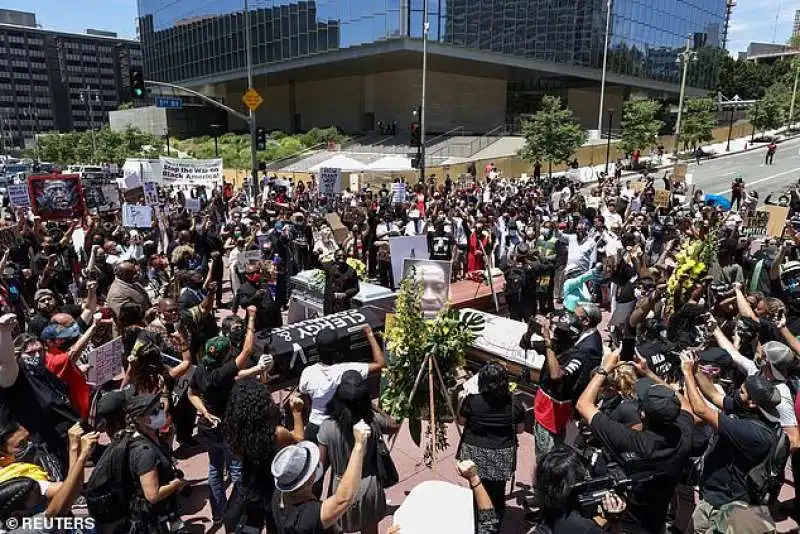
[393,481,473,534]
[121,186,144,204]
[629,181,645,193]
[389,235,428,289]
[325,213,348,244]
[764,205,790,237]
[654,189,670,208]
[0,226,22,250]
[349,173,360,193]
[391,182,406,204]
[122,204,153,228]
[673,163,687,182]
[86,337,124,386]
[28,174,85,220]
[236,250,263,268]
[143,182,159,205]
[160,157,223,185]
[7,184,30,207]
[319,168,341,197]
[742,211,770,238]
[123,171,142,190]
[185,198,201,213]
[585,196,601,209]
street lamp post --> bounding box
[244,0,259,198]
[789,61,799,132]
[604,109,614,174]
[672,36,697,159]
[726,105,736,152]
[210,123,221,156]
[419,0,429,184]
[597,0,613,134]
[79,87,101,162]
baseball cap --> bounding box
[95,390,129,428]
[698,347,733,368]
[271,441,321,493]
[635,377,681,424]
[33,289,55,303]
[124,393,161,419]
[316,328,340,359]
[744,374,781,423]
[763,341,794,382]
[337,370,368,402]
[41,322,81,340]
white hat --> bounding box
[271,441,321,493]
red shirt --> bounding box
[45,348,90,419]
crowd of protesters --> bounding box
[0,154,800,534]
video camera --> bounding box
[573,462,638,518]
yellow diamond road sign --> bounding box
[242,88,263,111]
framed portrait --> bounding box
[402,259,452,318]
[28,174,86,220]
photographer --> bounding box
[681,354,782,533]
[533,444,626,534]
[576,348,695,534]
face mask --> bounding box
[146,410,167,430]
[228,329,245,348]
[12,440,34,462]
[246,273,262,284]
[21,351,45,369]
[540,229,552,239]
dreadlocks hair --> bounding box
[224,379,279,467]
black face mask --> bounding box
[732,392,761,420]
[228,329,245,349]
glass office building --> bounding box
[137,0,730,132]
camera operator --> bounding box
[533,444,626,534]
[533,304,603,460]
[576,348,695,534]
[681,353,782,533]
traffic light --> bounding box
[256,127,266,151]
[129,68,145,99]
[410,122,420,147]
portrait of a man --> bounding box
[29,174,85,220]
[403,259,452,318]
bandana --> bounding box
[203,336,232,367]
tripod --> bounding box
[388,349,461,476]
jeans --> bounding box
[207,442,242,520]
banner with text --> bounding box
[86,337,124,386]
[160,157,223,185]
[319,167,341,197]
[7,184,30,207]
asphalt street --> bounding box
[687,137,800,199]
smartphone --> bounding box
[620,337,636,362]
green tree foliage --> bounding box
[618,99,664,155]
[32,126,163,165]
[680,97,716,150]
[519,95,587,177]
[718,55,795,101]
[748,83,789,133]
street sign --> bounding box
[242,88,263,111]
[155,96,183,109]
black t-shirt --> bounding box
[129,435,177,515]
[190,360,239,425]
[545,511,604,534]
[700,397,776,507]
[590,411,695,534]
[271,496,333,534]
[603,396,641,427]
[636,340,678,381]
[460,394,525,449]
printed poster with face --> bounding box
[402,258,451,318]
[28,174,86,220]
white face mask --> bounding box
[146,410,167,430]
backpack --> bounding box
[746,424,789,505]
[85,431,140,524]
[505,268,526,301]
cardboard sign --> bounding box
[654,189,670,208]
[764,205,790,237]
[143,182,159,205]
[673,163,687,182]
[349,173,360,193]
[236,250,263,268]
[585,196,601,209]
[122,204,153,228]
[391,182,406,204]
[629,181,645,193]
[185,198,201,213]
[123,171,142,190]
[7,184,30,207]
[393,481,474,534]
[325,212,348,244]
[28,174,85,220]
[86,337,124,386]
[742,211,770,238]
[319,167,341,197]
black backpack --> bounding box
[746,423,789,505]
[85,431,140,524]
[505,268,526,301]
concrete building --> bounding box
[137,0,732,136]
[794,10,800,42]
[0,9,142,150]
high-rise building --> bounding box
[137,0,731,134]
[0,9,142,150]
[794,9,800,41]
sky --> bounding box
[12,0,800,54]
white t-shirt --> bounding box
[299,362,370,425]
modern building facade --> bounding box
[138,0,731,135]
[0,9,142,150]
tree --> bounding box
[518,95,587,177]
[680,97,716,150]
[618,99,664,156]
[748,83,789,133]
